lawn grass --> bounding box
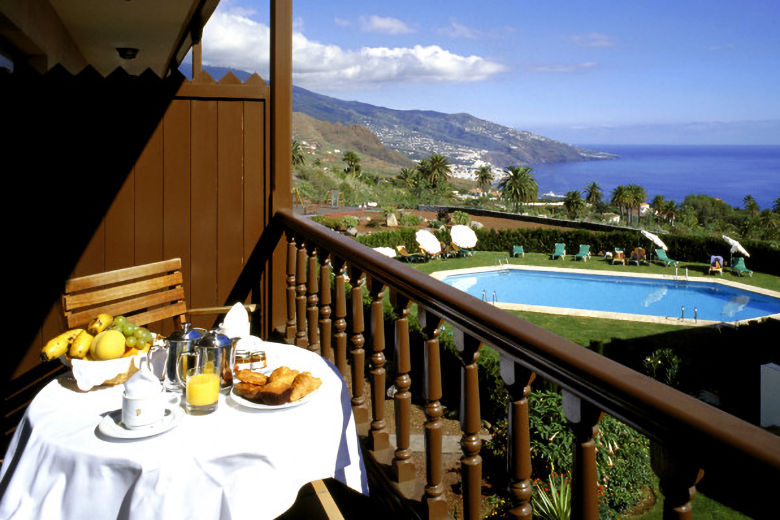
[632,478,751,520]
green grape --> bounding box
[142,330,154,343]
[122,322,137,337]
[113,316,127,328]
[133,327,147,339]
[125,335,138,348]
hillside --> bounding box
[293,112,415,175]
[292,85,614,178]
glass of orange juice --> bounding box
[183,366,219,415]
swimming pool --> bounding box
[435,266,780,325]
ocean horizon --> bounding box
[527,144,780,209]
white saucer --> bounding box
[98,407,182,439]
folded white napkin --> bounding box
[70,355,145,392]
[219,302,250,339]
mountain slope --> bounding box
[292,85,612,171]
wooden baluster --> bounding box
[454,330,483,520]
[390,290,415,487]
[295,236,308,348]
[562,390,603,520]
[285,231,297,343]
[650,442,704,520]
[368,277,390,453]
[348,265,369,427]
[332,257,348,378]
[306,242,319,353]
[318,251,332,362]
[419,307,448,520]
[500,356,535,520]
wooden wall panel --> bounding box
[217,100,245,305]
[134,120,165,265]
[104,170,135,271]
[189,99,219,328]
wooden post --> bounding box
[504,362,535,520]
[332,257,348,378]
[306,242,319,353]
[348,265,369,427]
[295,237,308,348]
[390,290,415,486]
[562,390,602,520]
[318,251,332,362]
[368,277,390,453]
[650,442,704,520]
[419,307,448,520]
[285,231,296,343]
[454,330,482,520]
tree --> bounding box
[499,165,538,213]
[611,185,629,223]
[774,197,780,214]
[475,165,494,197]
[398,168,418,188]
[626,184,647,225]
[418,153,451,189]
[743,194,759,216]
[584,181,603,206]
[291,139,305,167]
[563,190,586,219]
[342,150,362,177]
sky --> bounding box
[194,0,780,145]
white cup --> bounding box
[122,389,165,429]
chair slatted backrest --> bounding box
[62,258,187,330]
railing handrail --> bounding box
[276,209,780,479]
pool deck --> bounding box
[430,264,780,327]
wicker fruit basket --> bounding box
[63,355,147,391]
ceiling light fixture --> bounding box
[116,48,139,60]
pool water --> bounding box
[442,269,780,323]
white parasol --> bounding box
[722,235,749,257]
[641,230,667,251]
[415,229,441,254]
[372,246,397,258]
[450,224,478,249]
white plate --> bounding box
[229,386,318,410]
[97,407,182,439]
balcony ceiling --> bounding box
[0,0,219,76]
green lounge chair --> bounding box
[512,245,524,257]
[655,249,677,267]
[733,257,753,277]
[574,244,590,261]
[450,243,472,257]
[396,245,425,263]
[551,243,565,260]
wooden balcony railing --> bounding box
[275,208,780,520]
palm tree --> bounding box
[611,185,629,223]
[398,168,417,188]
[342,150,362,177]
[499,165,538,213]
[475,165,494,197]
[743,194,759,216]
[291,139,305,167]
[422,153,451,188]
[564,190,586,220]
[626,184,647,225]
[773,197,780,215]
[584,181,603,206]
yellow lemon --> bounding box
[92,330,126,360]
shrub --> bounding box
[338,215,359,230]
[451,210,471,225]
[399,213,422,226]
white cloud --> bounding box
[200,10,505,90]
[358,15,414,35]
[334,17,350,27]
[529,62,598,73]
[438,20,480,39]
[571,33,616,47]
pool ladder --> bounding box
[481,289,498,306]
[674,266,690,281]
[679,305,698,323]
[496,257,510,271]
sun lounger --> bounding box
[612,248,626,265]
[450,242,473,257]
[708,255,723,275]
[396,245,425,263]
[512,245,524,258]
[732,257,753,277]
[628,247,647,266]
[551,243,566,260]
[420,247,441,260]
[654,249,677,267]
[574,244,590,261]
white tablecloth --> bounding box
[0,342,367,520]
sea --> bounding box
[527,145,780,209]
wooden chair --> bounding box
[62,258,255,331]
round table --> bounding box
[0,342,367,520]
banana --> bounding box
[87,313,113,335]
[69,330,94,359]
[41,328,84,362]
